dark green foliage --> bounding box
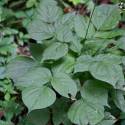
[1,0,125,125]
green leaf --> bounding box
[75,54,124,89]
[75,54,122,70]
[68,100,104,125]
[55,13,75,30]
[52,54,75,74]
[0,121,13,125]
[51,72,77,98]
[55,13,75,43]
[70,36,82,54]
[92,4,121,30]
[111,90,125,112]
[89,62,124,89]
[22,86,56,111]
[28,21,55,41]
[26,109,50,125]
[0,67,5,79]
[74,15,95,39]
[28,0,63,41]
[84,39,113,55]
[97,120,115,125]
[98,118,116,125]
[39,0,57,6]
[42,42,68,61]
[94,29,125,39]
[74,55,93,73]
[52,98,71,125]
[37,1,63,23]
[56,25,74,43]
[69,0,89,5]
[117,36,125,50]
[6,56,36,82]
[16,67,52,87]
[29,43,44,61]
[94,54,122,65]
[6,56,52,88]
[26,0,37,8]
[81,80,108,106]
[97,112,116,125]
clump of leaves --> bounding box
[0,0,38,124]
[5,0,125,125]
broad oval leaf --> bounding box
[37,2,63,23]
[92,4,121,30]
[28,21,55,41]
[51,72,77,98]
[42,42,68,61]
[6,56,35,82]
[22,86,56,111]
[6,56,52,88]
[28,0,63,41]
[81,80,108,106]
[89,62,124,89]
[68,100,104,125]
[17,67,52,87]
